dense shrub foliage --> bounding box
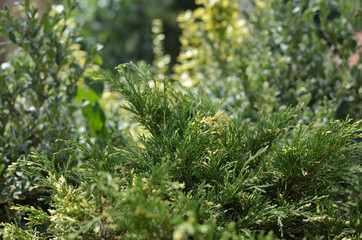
[0,0,361,239]
[0,0,105,224]
[173,0,361,121]
[1,63,361,239]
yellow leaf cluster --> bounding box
[173,0,249,88]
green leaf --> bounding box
[55,52,62,65]
[74,86,101,104]
[25,12,32,19]
[42,18,52,33]
[0,19,7,35]
[85,77,103,97]
[0,164,5,175]
[24,0,30,10]
[82,102,106,136]
[8,29,16,43]
[0,10,7,18]
[93,54,103,65]
[45,1,52,14]
[90,44,103,56]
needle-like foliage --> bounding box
[1,63,360,239]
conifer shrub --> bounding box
[0,0,361,239]
[1,63,361,239]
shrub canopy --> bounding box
[0,0,361,239]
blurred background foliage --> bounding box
[74,0,197,69]
[64,0,361,122]
[171,0,361,121]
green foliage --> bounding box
[0,0,103,224]
[1,63,361,239]
[76,0,196,69]
[173,0,361,121]
[0,0,361,239]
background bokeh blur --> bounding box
[75,0,197,69]
[0,0,197,68]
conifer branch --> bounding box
[304,148,335,177]
[286,147,335,198]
